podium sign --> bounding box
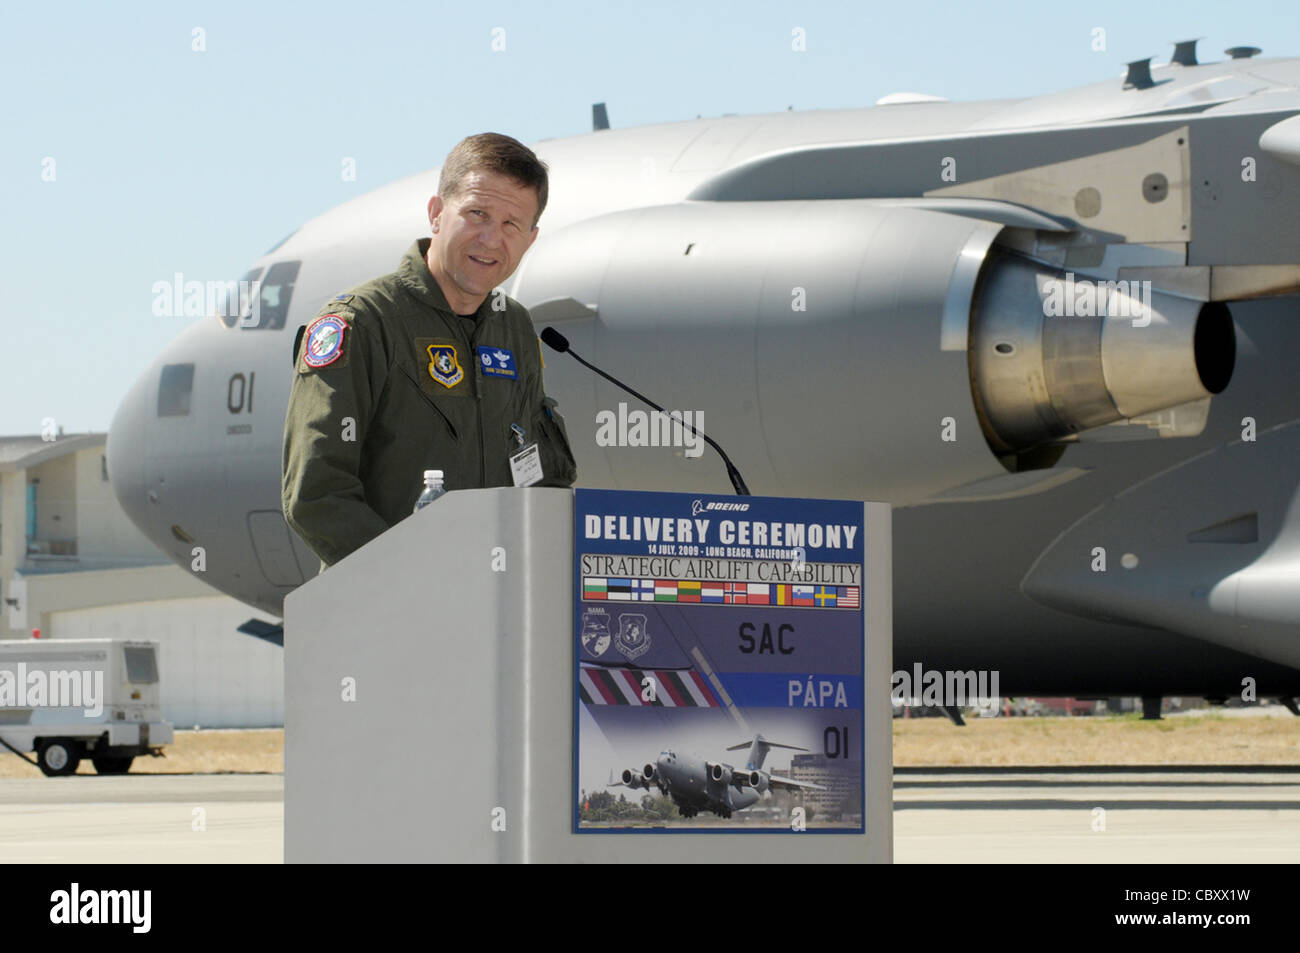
[286,487,891,862]
[576,489,866,833]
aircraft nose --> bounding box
[106,366,154,541]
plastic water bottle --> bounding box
[414,470,447,512]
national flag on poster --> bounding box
[584,578,608,599]
[635,579,655,601]
[746,583,770,605]
[655,580,678,602]
[724,582,748,604]
[701,582,725,603]
[678,580,702,603]
[793,585,815,606]
[607,578,633,600]
[838,585,860,608]
[813,585,837,607]
[775,584,792,605]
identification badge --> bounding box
[510,442,544,486]
[477,346,518,380]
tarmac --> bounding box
[893,766,1300,863]
[2,766,1297,862]
[0,775,282,863]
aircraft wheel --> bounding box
[37,739,82,777]
[92,755,134,775]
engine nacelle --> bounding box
[516,200,1233,501]
[707,761,732,785]
[621,767,652,788]
[969,249,1234,455]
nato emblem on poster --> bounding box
[574,488,866,833]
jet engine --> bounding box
[517,199,1235,501]
[969,248,1234,456]
[621,766,653,789]
[707,761,732,785]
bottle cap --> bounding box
[424,469,444,482]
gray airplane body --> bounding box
[613,734,822,819]
[109,43,1300,699]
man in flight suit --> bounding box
[282,132,577,569]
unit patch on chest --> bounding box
[426,343,464,388]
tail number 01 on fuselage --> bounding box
[227,372,255,415]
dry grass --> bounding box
[894,712,1300,766]
[1,714,1296,777]
[0,729,283,778]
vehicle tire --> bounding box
[36,739,82,777]
[92,755,134,775]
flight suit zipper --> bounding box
[444,308,487,486]
[470,322,486,486]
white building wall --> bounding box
[47,597,283,728]
[32,455,76,544]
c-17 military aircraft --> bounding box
[108,38,1300,707]
[611,734,825,819]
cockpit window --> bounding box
[241,260,300,330]
[217,268,262,329]
[218,260,301,330]
[158,363,194,417]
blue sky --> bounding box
[2,0,1296,436]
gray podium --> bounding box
[285,487,891,862]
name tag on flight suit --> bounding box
[477,346,518,379]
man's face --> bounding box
[427,169,540,310]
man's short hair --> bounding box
[438,133,549,229]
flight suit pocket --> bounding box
[397,366,460,441]
[535,396,578,487]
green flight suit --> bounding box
[282,237,577,568]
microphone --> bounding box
[540,327,750,496]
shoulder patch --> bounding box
[302,314,347,368]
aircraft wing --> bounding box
[767,775,826,792]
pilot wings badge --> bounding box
[427,344,464,388]
[615,613,651,661]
